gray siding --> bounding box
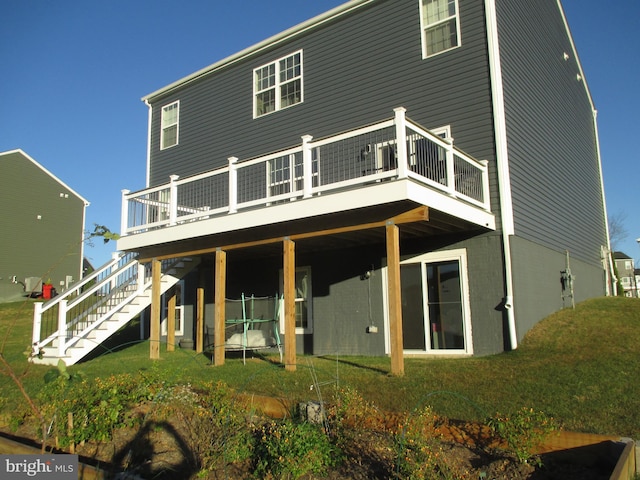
[0,151,86,296]
[147,0,498,216]
[510,236,606,337]
[496,0,608,266]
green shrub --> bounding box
[393,405,452,480]
[36,370,161,446]
[253,419,340,479]
[488,407,557,465]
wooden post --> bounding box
[166,287,176,352]
[150,258,161,360]
[283,238,297,372]
[67,412,75,454]
[386,223,404,376]
[196,284,204,353]
[214,249,227,366]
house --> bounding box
[31,0,610,372]
[0,149,89,302]
[613,252,638,298]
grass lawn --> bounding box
[1,296,639,438]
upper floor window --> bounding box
[254,51,303,117]
[420,0,460,58]
[160,101,179,150]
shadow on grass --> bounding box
[317,355,390,375]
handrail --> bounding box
[121,108,491,236]
[32,252,142,354]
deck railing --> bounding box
[121,108,490,236]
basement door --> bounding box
[398,249,472,355]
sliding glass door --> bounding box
[398,250,471,354]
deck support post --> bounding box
[283,238,297,371]
[196,273,205,353]
[386,223,404,376]
[213,249,227,366]
[150,258,161,360]
[167,287,176,352]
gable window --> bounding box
[160,101,179,150]
[254,51,303,117]
[420,0,460,58]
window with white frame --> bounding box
[420,0,461,58]
[160,101,179,150]
[392,249,472,355]
[279,266,312,334]
[254,51,303,117]
[161,281,184,336]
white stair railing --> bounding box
[32,252,142,356]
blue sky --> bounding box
[1,0,639,268]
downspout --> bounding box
[144,99,153,188]
[485,0,517,349]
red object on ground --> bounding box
[42,283,53,299]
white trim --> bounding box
[0,149,90,206]
[160,101,180,150]
[117,178,495,251]
[555,1,596,113]
[279,265,313,335]
[144,100,152,188]
[142,0,376,103]
[431,124,452,140]
[419,0,462,59]
[253,50,304,118]
[382,248,473,356]
[484,0,513,235]
[484,0,517,349]
[161,306,184,336]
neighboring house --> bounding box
[613,252,638,298]
[0,149,89,302]
[32,0,610,370]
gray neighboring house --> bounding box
[613,252,638,298]
[0,149,89,301]
[116,0,610,367]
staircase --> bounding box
[31,253,200,366]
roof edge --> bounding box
[0,149,90,206]
[141,0,375,103]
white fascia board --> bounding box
[556,0,596,113]
[405,182,496,230]
[141,0,375,103]
[117,180,495,251]
[0,149,90,206]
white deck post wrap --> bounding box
[168,175,179,226]
[120,189,130,236]
[228,157,238,214]
[32,302,43,347]
[137,261,146,294]
[394,107,408,179]
[57,299,68,358]
[445,141,456,196]
[480,160,491,211]
[301,135,314,199]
